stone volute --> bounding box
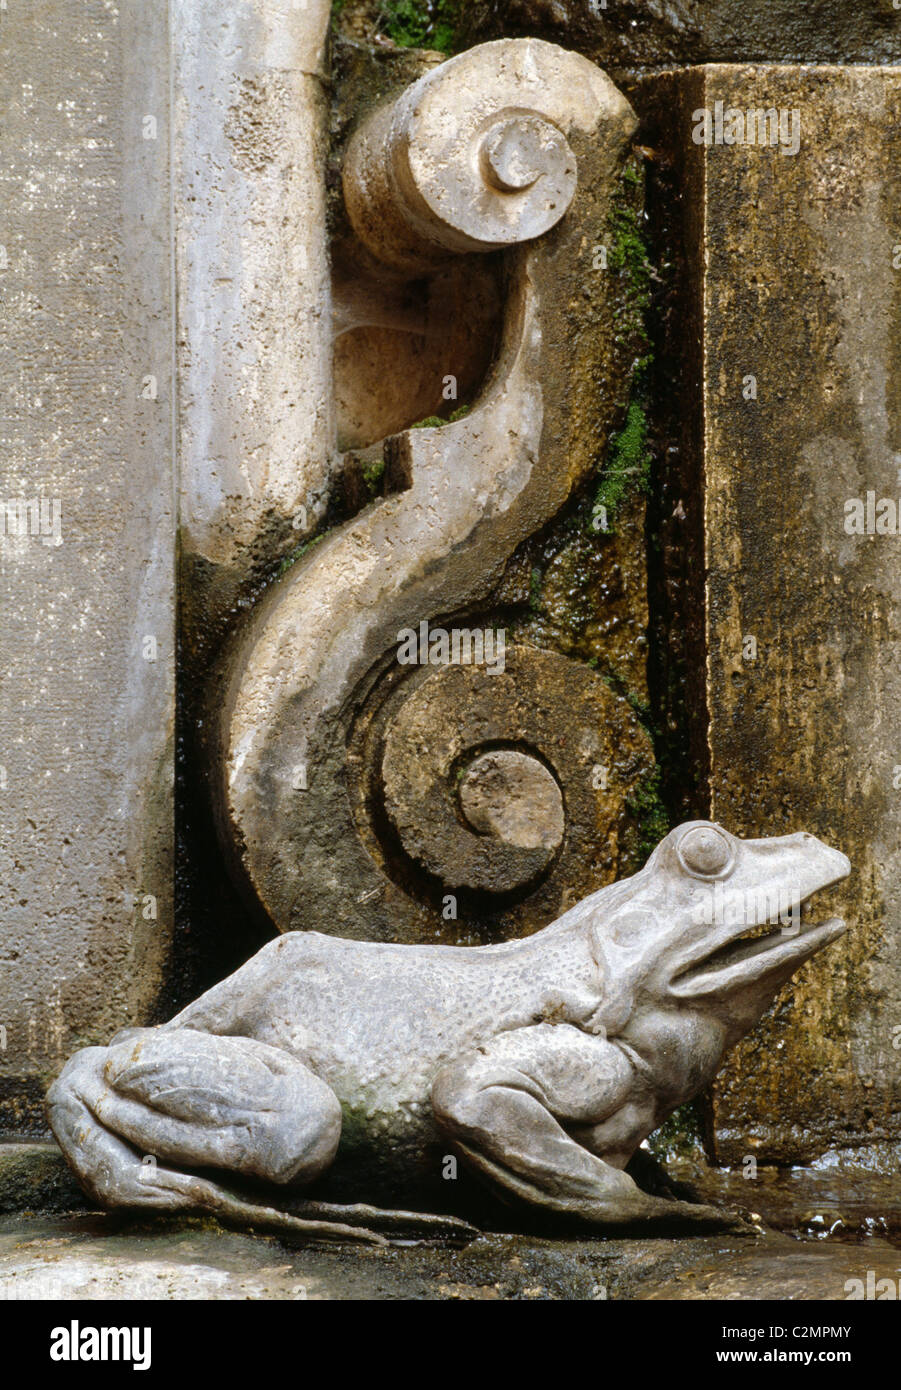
[342,42,590,270]
[207,39,654,944]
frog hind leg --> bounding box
[48,1028,478,1244]
[47,1027,385,1243]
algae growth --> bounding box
[645,1101,705,1162]
[591,162,655,533]
[411,403,472,428]
[276,530,326,579]
[361,456,386,496]
[378,0,461,52]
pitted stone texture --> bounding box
[638,65,901,1162]
[458,750,564,851]
[0,0,174,1128]
[174,0,335,615]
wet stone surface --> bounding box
[2,1142,899,1300]
[1,1211,899,1302]
[667,1155,901,1247]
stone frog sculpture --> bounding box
[49,822,850,1243]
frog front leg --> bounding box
[431,1023,743,1232]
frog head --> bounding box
[589,821,851,1042]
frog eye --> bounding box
[676,824,734,879]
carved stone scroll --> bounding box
[208,40,654,944]
[343,41,594,270]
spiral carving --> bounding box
[343,40,606,271]
[209,40,653,944]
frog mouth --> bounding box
[670,894,846,999]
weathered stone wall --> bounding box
[639,66,901,1163]
[0,1,174,1131]
[334,1,901,75]
[460,0,901,73]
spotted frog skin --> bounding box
[48,822,850,1241]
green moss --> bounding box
[378,0,461,52]
[276,530,326,578]
[606,156,653,361]
[411,403,471,428]
[609,206,653,340]
[589,163,656,534]
[362,457,386,496]
[592,399,651,526]
[646,1101,705,1161]
[627,767,671,864]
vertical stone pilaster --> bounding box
[0,1,175,1129]
[640,66,901,1162]
[171,0,335,648]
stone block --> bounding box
[0,1,174,1131]
[639,65,901,1162]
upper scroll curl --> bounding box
[343,38,634,272]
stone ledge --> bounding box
[0,1143,88,1217]
[1,1212,898,1301]
[3,1142,898,1299]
